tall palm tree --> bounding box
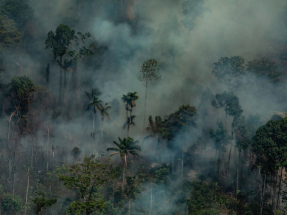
[100,103,111,144]
[122,92,139,136]
[88,96,102,139]
[107,137,141,187]
[123,115,136,137]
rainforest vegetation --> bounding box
[1,0,287,214]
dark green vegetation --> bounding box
[1,0,287,214]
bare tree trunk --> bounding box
[236,150,241,195]
[46,63,50,87]
[260,174,266,215]
[218,149,221,182]
[65,69,72,114]
[31,145,33,169]
[7,120,11,144]
[272,171,278,211]
[181,146,184,179]
[59,56,62,105]
[101,117,104,144]
[149,183,153,215]
[227,148,232,176]
[92,114,95,140]
[122,155,127,189]
[143,84,147,130]
[47,127,49,172]
[276,167,283,210]
[52,145,55,170]
[25,167,29,215]
[128,199,131,215]
[171,154,174,174]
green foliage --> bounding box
[168,104,197,133]
[252,117,287,175]
[122,92,139,108]
[210,122,233,151]
[32,192,57,215]
[212,56,245,91]
[187,180,235,215]
[246,58,281,83]
[125,176,140,200]
[88,96,103,113]
[154,166,170,185]
[107,137,141,159]
[67,199,106,215]
[11,75,35,97]
[1,193,22,214]
[211,91,243,123]
[45,24,76,59]
[0,15,22,49]
[236,114,262,152]
[139,59,161,87]
[0,0,33,29]
[59,156,115,215]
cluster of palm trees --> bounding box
[107,92,141,187]
[85,89,111,144]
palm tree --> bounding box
[122,92,139,136]
[100,103,111,144]
[107,137,141,188]
[88,96,102,139]
[123,115,136,137]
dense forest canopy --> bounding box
[1,0,287,214]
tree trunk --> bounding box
[122,155,127,189]
[126,104,130,137]
[92,113,95,139]
[101,117,104,144]
[272,171,278,211]
[236,150,241,195]
[143,84,147,130]
[149,183,153,215]
[128,199,131,215]
[31,145,33,169]
[129,108,132,137]
[260,174,266,215]
[227,147,232,176]
[52,145,55,170]
[47,127,49,172]
[46,63,50,87]
[59,56,62,105]
[7,120,11,145]
[276,167,283,210]
[218,149,221,182]
[181,145,184,179]
[65,69,72,115]
[25,167,29,215]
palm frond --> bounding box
[107,147,120,152]
[113,141,121,148]
[108,152,120,157]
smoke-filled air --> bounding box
[1,0,287,214]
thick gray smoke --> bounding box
[1,0,287,213]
